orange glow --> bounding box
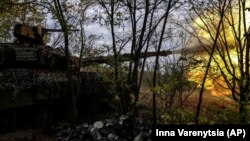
[187,3,250,96]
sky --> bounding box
[44,0,250,58]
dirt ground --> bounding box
[0,129,55,141]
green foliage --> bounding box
[0,0,46,42]
[205,105,240,124]
[160,105,242,124]
[156,56,197,110]
[160,108,194,124]
[90,64,131,114]
[153,57,197,124]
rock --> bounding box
[62,128,71,136]
[100,127,110,136]
[55,115,152,141]
[119,115,128,125]
[94,121,104,129]
[105,119,115,127]
[95,132,102,141]
[90,126,99,137]
[70,139,81,141]
[116,137,127,141]
[82,123,89,128]
[107,133,118,141]
[133,132,143,141]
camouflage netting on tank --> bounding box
[0,68,108,95]
[0,69,69,89]
[0,68,113,113]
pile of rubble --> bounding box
[56,115,152,141]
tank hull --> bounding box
[0,43,70,69]
[0,68,111,132]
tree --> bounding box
[44,0,78,125]
[151,0,180,125]
[97,0,124,113]
[124,0,179,115]
[187,0,250,123]
[0,0,45,42]
[94,0,184,117]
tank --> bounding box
[0,23,80,69]
[0,24,111,132]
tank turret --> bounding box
[14,23,66,46]
[0,23,79,69]
[13,23,78,47]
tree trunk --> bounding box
[53,0,78,126]
[194,1,227,124]
[152,0,173,125]
[239,87,247,123]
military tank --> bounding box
[0,24,111,132]
[0,23,80,69]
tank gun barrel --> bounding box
[45,29,79,32]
